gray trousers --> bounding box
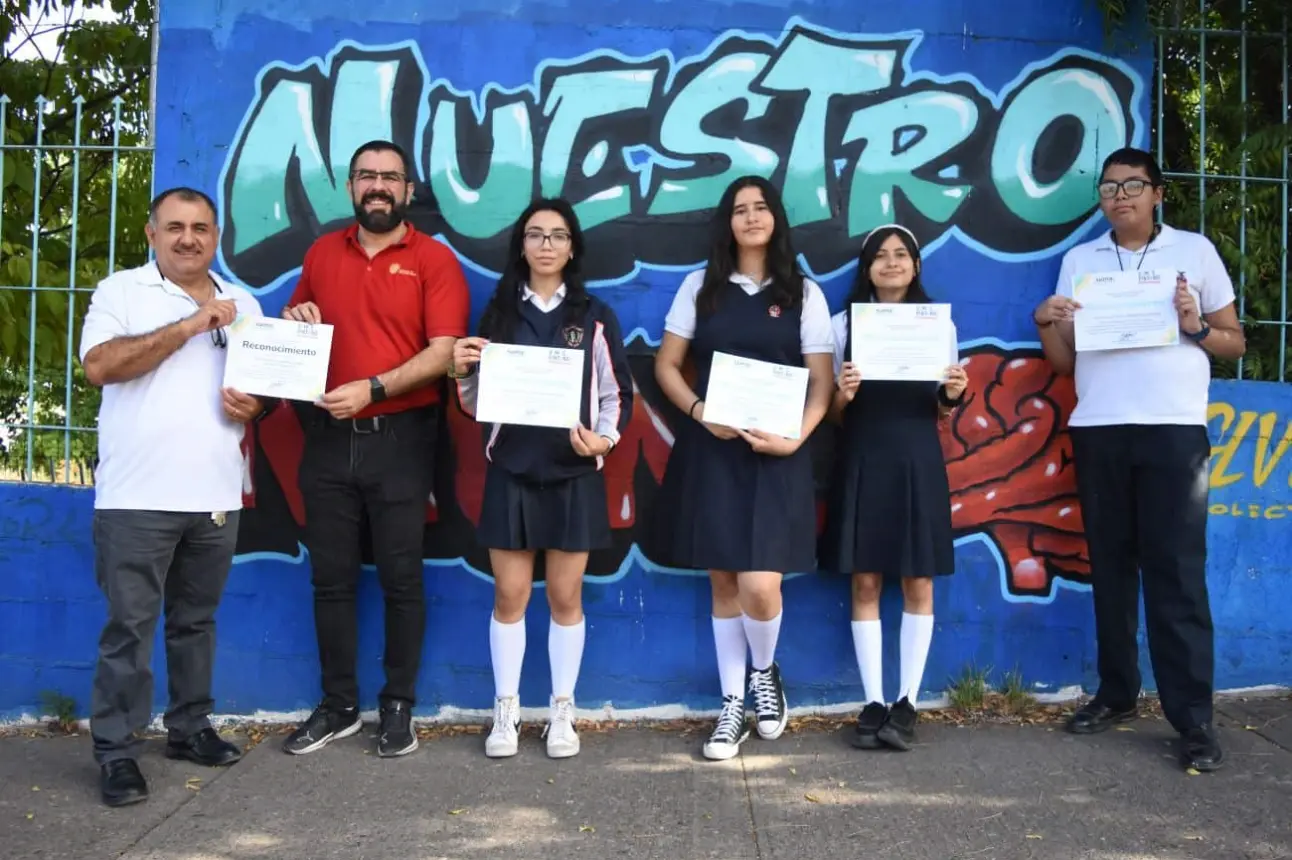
[90,509,239,763]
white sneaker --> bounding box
[702,695,750,761]
[485,695,520,758]
[543,696,580,759]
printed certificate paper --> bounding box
[1072,269,1180,352]
[850,302,954,381]
[701,351,810,440]
[475,343,586,429]
[223,316,334,402]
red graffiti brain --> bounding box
[940,345,1089,595]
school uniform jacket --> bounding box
[455,285,634,483]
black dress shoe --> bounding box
[165,727,243,766]
[100,759,148,808]
[1180,723,1224,772]
[1066,700,1138,734]
[850,702,888,750]
[876,697,917,751]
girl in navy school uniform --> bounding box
[653,175,835,761]
[819,224,968,752]
[450,198,633,761]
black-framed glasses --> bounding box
[524,229,572,248]
[1097,178,1155,199]
[210,327,228,349]
[351,169,407,184]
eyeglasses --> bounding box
[524,230,572,248]
[1097,178,1155,199]
[351,169,407,185]
[210,327,227,349]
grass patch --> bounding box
[947,664,991,713]
[999,666,1039,715]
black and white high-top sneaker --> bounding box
[748,662,788,740]
[702,695,750,761]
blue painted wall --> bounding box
[2,0,1290,720]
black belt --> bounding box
[316,404,438,435]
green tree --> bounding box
[0,0,154,481]
[1094,0,1292,382]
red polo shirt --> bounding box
[289,222,470,418]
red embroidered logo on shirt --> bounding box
[562,325,584,347]
[768,305,782,318]
[387,263,418,277]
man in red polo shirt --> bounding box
[278,140,470,759]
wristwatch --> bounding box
[1185,322,1211,343]
[369,376,388,403]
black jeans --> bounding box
[1070,423,1214,733]
[297,405,437,710]
[90,509,239,763]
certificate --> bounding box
[1071,269,1180,352]
[850,302,954,381]
[701,351,810,439]
[475,343,586,429]
[223,316,334,402]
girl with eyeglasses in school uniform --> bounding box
[451,198,633,761]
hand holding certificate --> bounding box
[1071,269,1180,352]
[222,316,334,402]
[475,343,586,429]
[700,351,810,440]
[850,302,955,381]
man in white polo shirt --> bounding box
[1034,147,1246,774]
[78,187,269,807]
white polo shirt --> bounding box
[663,269,835,355]
[1054,224,1236,427]
[78,261,264,512]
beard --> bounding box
[353,191,407,234]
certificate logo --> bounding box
[562,324,584,347]
[768,305,782,318]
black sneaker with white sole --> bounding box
[281,703,362,755]
[749,662,788,740]
[702,695,750,761]
[377,700,418,758]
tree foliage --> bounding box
[1093,0,1292,381]
[0,0,153,480]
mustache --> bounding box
[361,191,396,205]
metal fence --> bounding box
[0,13,1289,485]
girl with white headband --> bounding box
[819,223,968,752]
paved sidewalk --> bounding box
[3,695,1289,860]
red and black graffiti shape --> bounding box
[236,343,1088,598]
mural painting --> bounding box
[1,1,1289,720]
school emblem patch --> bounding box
[562,325,584,347]
[768,305,782,318]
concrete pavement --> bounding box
[3,694,1289,860]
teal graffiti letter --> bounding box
[842,91,977,236]
[992,67,1129,225]
[227,58,406,256]
[647,53,779,216]
[758,32,897,226]
[541,69,658,230]
[428,95,534,240]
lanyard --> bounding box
[1111,224,1160,271]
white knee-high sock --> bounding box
[898,612,934,703]
[712,616,747,698]
[548,618,586,700]
[490,614,526,699]
[742,611,782,672]
[851,619,884,704]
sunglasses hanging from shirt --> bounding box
[159,267,228,348]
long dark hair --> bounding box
[478,197,590,341]
[695,175,805,316]
[845,225,931,305]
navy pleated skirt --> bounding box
[476,465,611,553]
[653,419,817,573]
